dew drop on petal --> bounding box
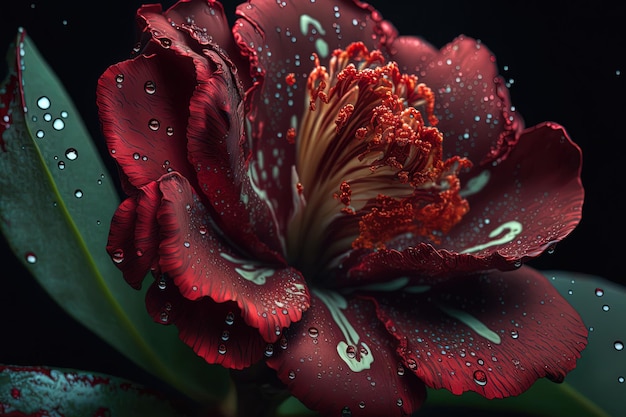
[144,80,156,94]
[157,277,167,290]
[148,118,160,131]
[221,330,230,341]
[510,329,519,339]
[111,250,124,264]
[308,327,319,338]
[288,370,296,380]
[25,252,37,264]
[225,311,235,325]
[218,344,227,355]
[166,126,174,136]
[396,398,403,407]
[159,311,169,323]
[341,406,351,417]
[264,344,274,357]
[614,341,624,351]
[473,370,488,386]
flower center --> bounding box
[286,42,470,279]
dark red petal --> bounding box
[146,278,266,369]
[161,0,251,87]
[185,43,286,260]
[156,172,310,342]
[96,51,197,190]
[106,184,162,289]
[232,0,397,238]
[372,266,587,398]
[266,293,425,416]
[341,122,583,284]
[343,243,514,289]
[442,122,583,260]
[387,35,523,165]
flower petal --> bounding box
[386,35,523,165]
[443,122,583,260]
[96,47,198,192]
[106,182,161,289]
[372,266,588,398]
[156,172,310,342]
[266,293,425,416]
[233,0,397,236]
[145,278,266,369]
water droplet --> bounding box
[25,252,37,264]
[166,126,174,136]
[345,345,356,359]
[221,330,230,341]
[36,130,44,138]
[288,370,296,380]
[57,161,65,170]
[510,329,519,339]
[112,250,124,264]
[133,152,140,160]
[619,376,625,383]
[473,370,488,386]
[396,398,403,407]
[144,80,156,94]
[52,118,65,130]
[341,406,351,416]
[602,304,610,312]
[218,344,227,355]
[115,74,124,83]
[264,344,274,357]
[159,311,169,323]
[308,327,319,338]
[225,311,235,325]
[36,96,51,109]
[74,189,83,198]
[358,401,365,409]
[406,358,417,370]
[148,118,160,131]
[396,364,405,376]
[595,288,604,297]
[547,243,557,254]
[43,113,52,122]
[65,148,78,160]
[279,337,288,350]
[160,38,172,48]
[199,225,208,235]
[614,341,624,351]
[513,260,522,268]
[157,277,167,290]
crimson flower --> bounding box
[96,0,587,415]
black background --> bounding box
[1,0,625,403]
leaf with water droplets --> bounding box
[0,30,229,405]
[0,365,196,417]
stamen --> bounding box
[287,42,471,275]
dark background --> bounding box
[1,0,625,403]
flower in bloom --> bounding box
[96,0,587,415]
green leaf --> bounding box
[0,30,229,406]
[0,364,198,417]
